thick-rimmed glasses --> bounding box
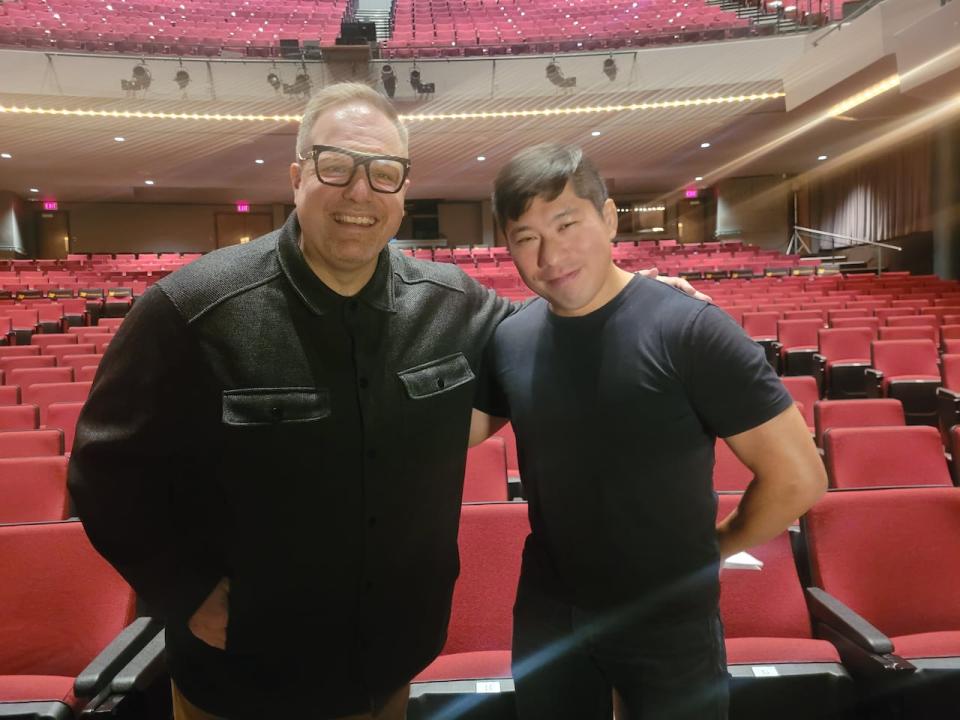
[297,145,410,194]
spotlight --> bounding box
[381,64,396,99]
[545,61,576,88]
[282,69,311,97]
[174,69,190,91]
[266,72,282,92]
[120,63,152,93]
[602,57,617,81]
[409,68,435,95]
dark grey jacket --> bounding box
[68,213,513,718]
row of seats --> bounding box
[410,488,960,718]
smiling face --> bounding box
[289,101,409,294]
[505,182,627,317]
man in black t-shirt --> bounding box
[471,145,827,720]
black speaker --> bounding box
[338,20,376,44]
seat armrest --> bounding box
[109,628,167,693]
[75,617,163,697]
[805,587,893,654]
[864,368,884,398]
[813,353,827,396]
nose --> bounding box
[537,233,562,270]
[343,165,372,202]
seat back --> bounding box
[444,502,529,654]
[813,399,904,448]
[742,312,779,339]
[0,403,39,431]
[0,355,57,373]
[823,426,950,489]
[886,315,938,328]
[870,340,939,378]
[717,494,812,640]
[713,439,753,491]
[804,488,960,638]
[817,327,872,362]
[30,333,77,349]
[0,520,135,676]
[22,381,92,425]
[877,326,937,343]
[463,436,508,502]
[7,366,74,389]
[47,402,84,454]
[45,343,96,363]
[779,376,817,429]
[0,456,69,523]
[942,354,960,392]
[0,346,41,358]
[777,319,824,350]
[0,429,63,458]
[830,317,879,335]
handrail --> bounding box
[793,226,902,252]
[812,0,888,46]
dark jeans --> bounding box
[511,580,729,720]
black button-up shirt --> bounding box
[68,213,513,718]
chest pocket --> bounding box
[222,387,331,426]
[398,353,475,399]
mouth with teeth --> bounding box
[333,213,377,227]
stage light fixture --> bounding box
[381,64,397,99]
[174,69,191,91]
[282,70,311,98]
[409,68,435,96]
[546,61,576,88]
[602,57,617,81]
[120,63,152,93]
[267,72,282,92]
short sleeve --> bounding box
[680,304,794,438]
[473,328,512,419]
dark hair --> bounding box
[492,144,608,233]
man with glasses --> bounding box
[69,83,703,720]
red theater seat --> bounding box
[804,488,960,716]
[0,456,69,522]
[713,439,753,491]
[0,520,162,717]
[463,436,509,502]
[780,376,817,433]
[7,366,74,389]
[23,381,93,426]
[776,319,824,376]
[47,402,85,454]
[716,494,850,716]
[411,502,529,714]
[814,327,873,399]
[936,354,960,447]
[0,355,57,374]
[813,399,904,448]
[822,426,950,489]
[0,429,64,458]
[866,340,940,426]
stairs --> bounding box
[353,7,392,41]
[705,0,803,32]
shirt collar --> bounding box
[277,211,397,315]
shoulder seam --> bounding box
[393,269,466,294]
[176,271,284,325]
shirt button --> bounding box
[366,449,377,460]
[358,377,369,389]
[436,377,445,390]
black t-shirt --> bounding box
[475,274,793,622]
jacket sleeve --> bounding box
[68,284,226,625]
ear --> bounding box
[602,198,618,239]
[289,162,302,193]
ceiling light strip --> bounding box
[0,91,784,125]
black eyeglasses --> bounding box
[297,144,410,194]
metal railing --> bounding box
[788,225,902,277]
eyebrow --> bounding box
[509,207,577,237]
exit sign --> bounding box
[236,202,250,213]
[43,200,58,211]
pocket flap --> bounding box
[222,388,330,426]
[398,353,475,399]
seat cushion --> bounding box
[892,631,960,659]
[725,637,841,665]
[413,650,512,682]
[0,675,78,708]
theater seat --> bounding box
[717,494,851,719]
[813,399,904,448]
[813,327,873,399]
[0,520,164,718]
[0,403,39,431]
[410,502,528,718]
[866,340,940,426]
[0,456,69,522]
[463,436,509,502]
[47,402,85,454]
[22,381,92,426]
[713,439,753,491]
[804,488,960,718]
[780,376,817,433]
[0,429,64,458]
[936,354,960,447]
[822,426,951,489]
